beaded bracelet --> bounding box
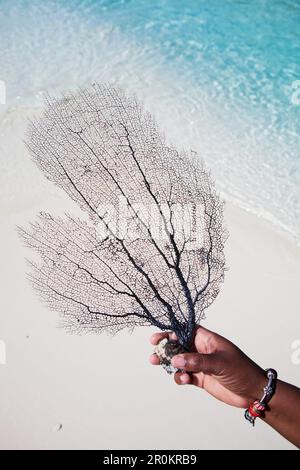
[244,368,278,426]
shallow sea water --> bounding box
[0,0,299,240]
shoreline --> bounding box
[1,105,299,251]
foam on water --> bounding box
[0,0,299,241]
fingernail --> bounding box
[180,373,190,384]
[172,355,186,368]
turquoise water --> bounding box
[1,0,300,240]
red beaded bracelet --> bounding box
[244,369,277,426]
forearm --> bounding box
[260,379,300,448]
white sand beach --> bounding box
[0,106,299,450]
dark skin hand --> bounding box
[150,326,300,448]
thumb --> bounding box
[171,352,222,375]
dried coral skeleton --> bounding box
[18,84,226,353]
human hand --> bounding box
[150,326,266,408]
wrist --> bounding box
[244,367,267,404]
